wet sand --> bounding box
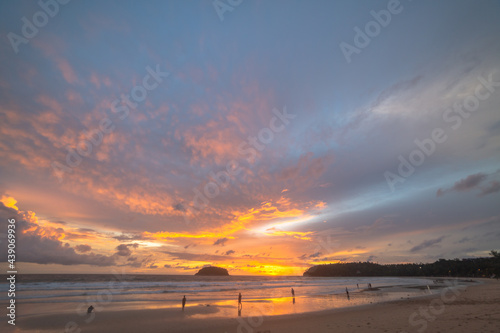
[5,278,499,333]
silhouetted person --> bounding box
[291,288,295,297]
[182,295,186,311]
[357,283,359,289]
[345,287,349,297]
[238,292,242,315]
[87,305,94,314]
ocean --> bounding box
[0,274,439,319]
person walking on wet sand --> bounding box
[291,288,295,297]
[238,292,242,306]
[182,295,186,311]
[345,287,350,299]
[87,305,94,314]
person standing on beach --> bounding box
[238,293,243,314]
[291,288,295,297]
[182,295,186,311]
[237,293,242,316]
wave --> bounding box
[0,276,435,303]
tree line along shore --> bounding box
[303,251,500,277]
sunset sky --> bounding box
[0,0,499,275]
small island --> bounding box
[195,266,229,276]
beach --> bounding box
[4,277,499,333]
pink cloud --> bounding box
[37,95,64,114]
[56,58,78,84]
[90,72,101,88]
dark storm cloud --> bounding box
[300,252,322,259]
[19,233,116,266]
[114,243,139,257]
[410,236,446,253]
[479,180,500,197]
[173,203,186,212]
[437,172,500,197]
[213,238,228,246]
[115,244,132,257]
[0,204,115,266]
[113,233,145,241]
[75,244,92,253]
[437,173,486,196]
[452,173,487,191]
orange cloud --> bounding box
[0,195,19,211]
[20,210,66,241]
[182,119,244,166]
[240,263,300,275]
[144,231,235,240]
[328,249,369,257]
[232,200,304,224]
[85,180,178,217]
[146,199,307,243]
[262,230,313,240]
[37,95,64,114]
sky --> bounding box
[0,0,499,275]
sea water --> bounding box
[0,274,440,319]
